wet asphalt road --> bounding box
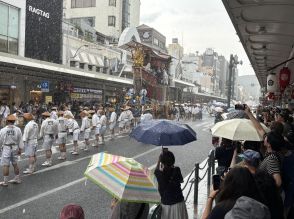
[0,115,214,219]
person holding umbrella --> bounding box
[154,150,188,219]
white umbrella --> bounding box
[214,107,224,112]
[211,119,270,141]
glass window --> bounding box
[0,4,8,36]
[71,0,95,8]
[108,16,116,27]
[8,7,19,38]
[79,63,85,69]
[153,38,159,46]
[109,0,116,6]
[8,37,18,54]
[0,35,8,53]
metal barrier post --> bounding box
[211,150,215,175]
[194,163,199,205]
[207,153,212,197]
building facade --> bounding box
[167,38,183,60]
[0,0,26,56]
[137,24,167,53]
[237,75,260,101]
[64,0,140,41]
[25,0,63,64]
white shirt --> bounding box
[0,106,10,118]
[118,111,127,122]
[92,114,100,127]
[57,117,67,133]
[109,112,117,123]
[0,125,24,149]
[40,118,58,137]
[81,117,91,132]
[64,110,74,118]
[66,118,79,132]
[23,120,39,144]
[100,115,107,126]
[141,113,153,123]
[126,110,134,121]
[50,111,58,120]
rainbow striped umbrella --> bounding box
[84,152,160,203]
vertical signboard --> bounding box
[25,0,63,64]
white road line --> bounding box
[18,134,127,163]
[0,153,159,214]
[23,146,160,177]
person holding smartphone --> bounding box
[154,150,188,219]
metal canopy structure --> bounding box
[222,0,294,87]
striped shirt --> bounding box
[259,152,283,175]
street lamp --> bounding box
[227,54,242,108]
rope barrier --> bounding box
[198,168,208,181]
[182,168,196,191]
[185,178,195,202]
[198,159,208,170]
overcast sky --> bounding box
[140,0,255,76]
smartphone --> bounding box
[212,174,221,190]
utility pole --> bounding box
[227,54,242,108]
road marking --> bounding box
[0,152,159,214]
[22,146,160,177]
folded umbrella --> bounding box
[130,119,197,146]
[84,152,160,203]
[211,118,270,141]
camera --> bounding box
[235,104,246,110]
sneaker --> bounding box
[70,150,74,154]
[8,178,21,184]
[92,144,98,147]
[42,161,52,167]
[57,156,66,160]
[0,181,8,187]
[100,142,105,145]
[71,151,79,155]
[23,169,33,174]
[83,147,89,151]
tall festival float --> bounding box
[121,41,172,118]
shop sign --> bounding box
[28,5,50,19]
[41,81,49,92]
[45,96,52,104]
[73,87,103,94]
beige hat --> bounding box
[64,114,73,119]
[79,110,89,117]
[6,114,17,121]
[23,113,34,121]
[58,111,64,116]
[88,110,95,114]
[125,106,131,110]
[42,111,51,117]
[51,107,57,110]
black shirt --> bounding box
[215,146,234,168]
[154,166,184,205]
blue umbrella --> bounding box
[130,120,197,146]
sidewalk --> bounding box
[182,158,217,219]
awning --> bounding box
[87,54,97,66]
[69,49,81,62]
[78,52,89,64]
[95,56,104,67]
[0,51,133,85]
[222,0,294,87]
[174,79,195,87]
